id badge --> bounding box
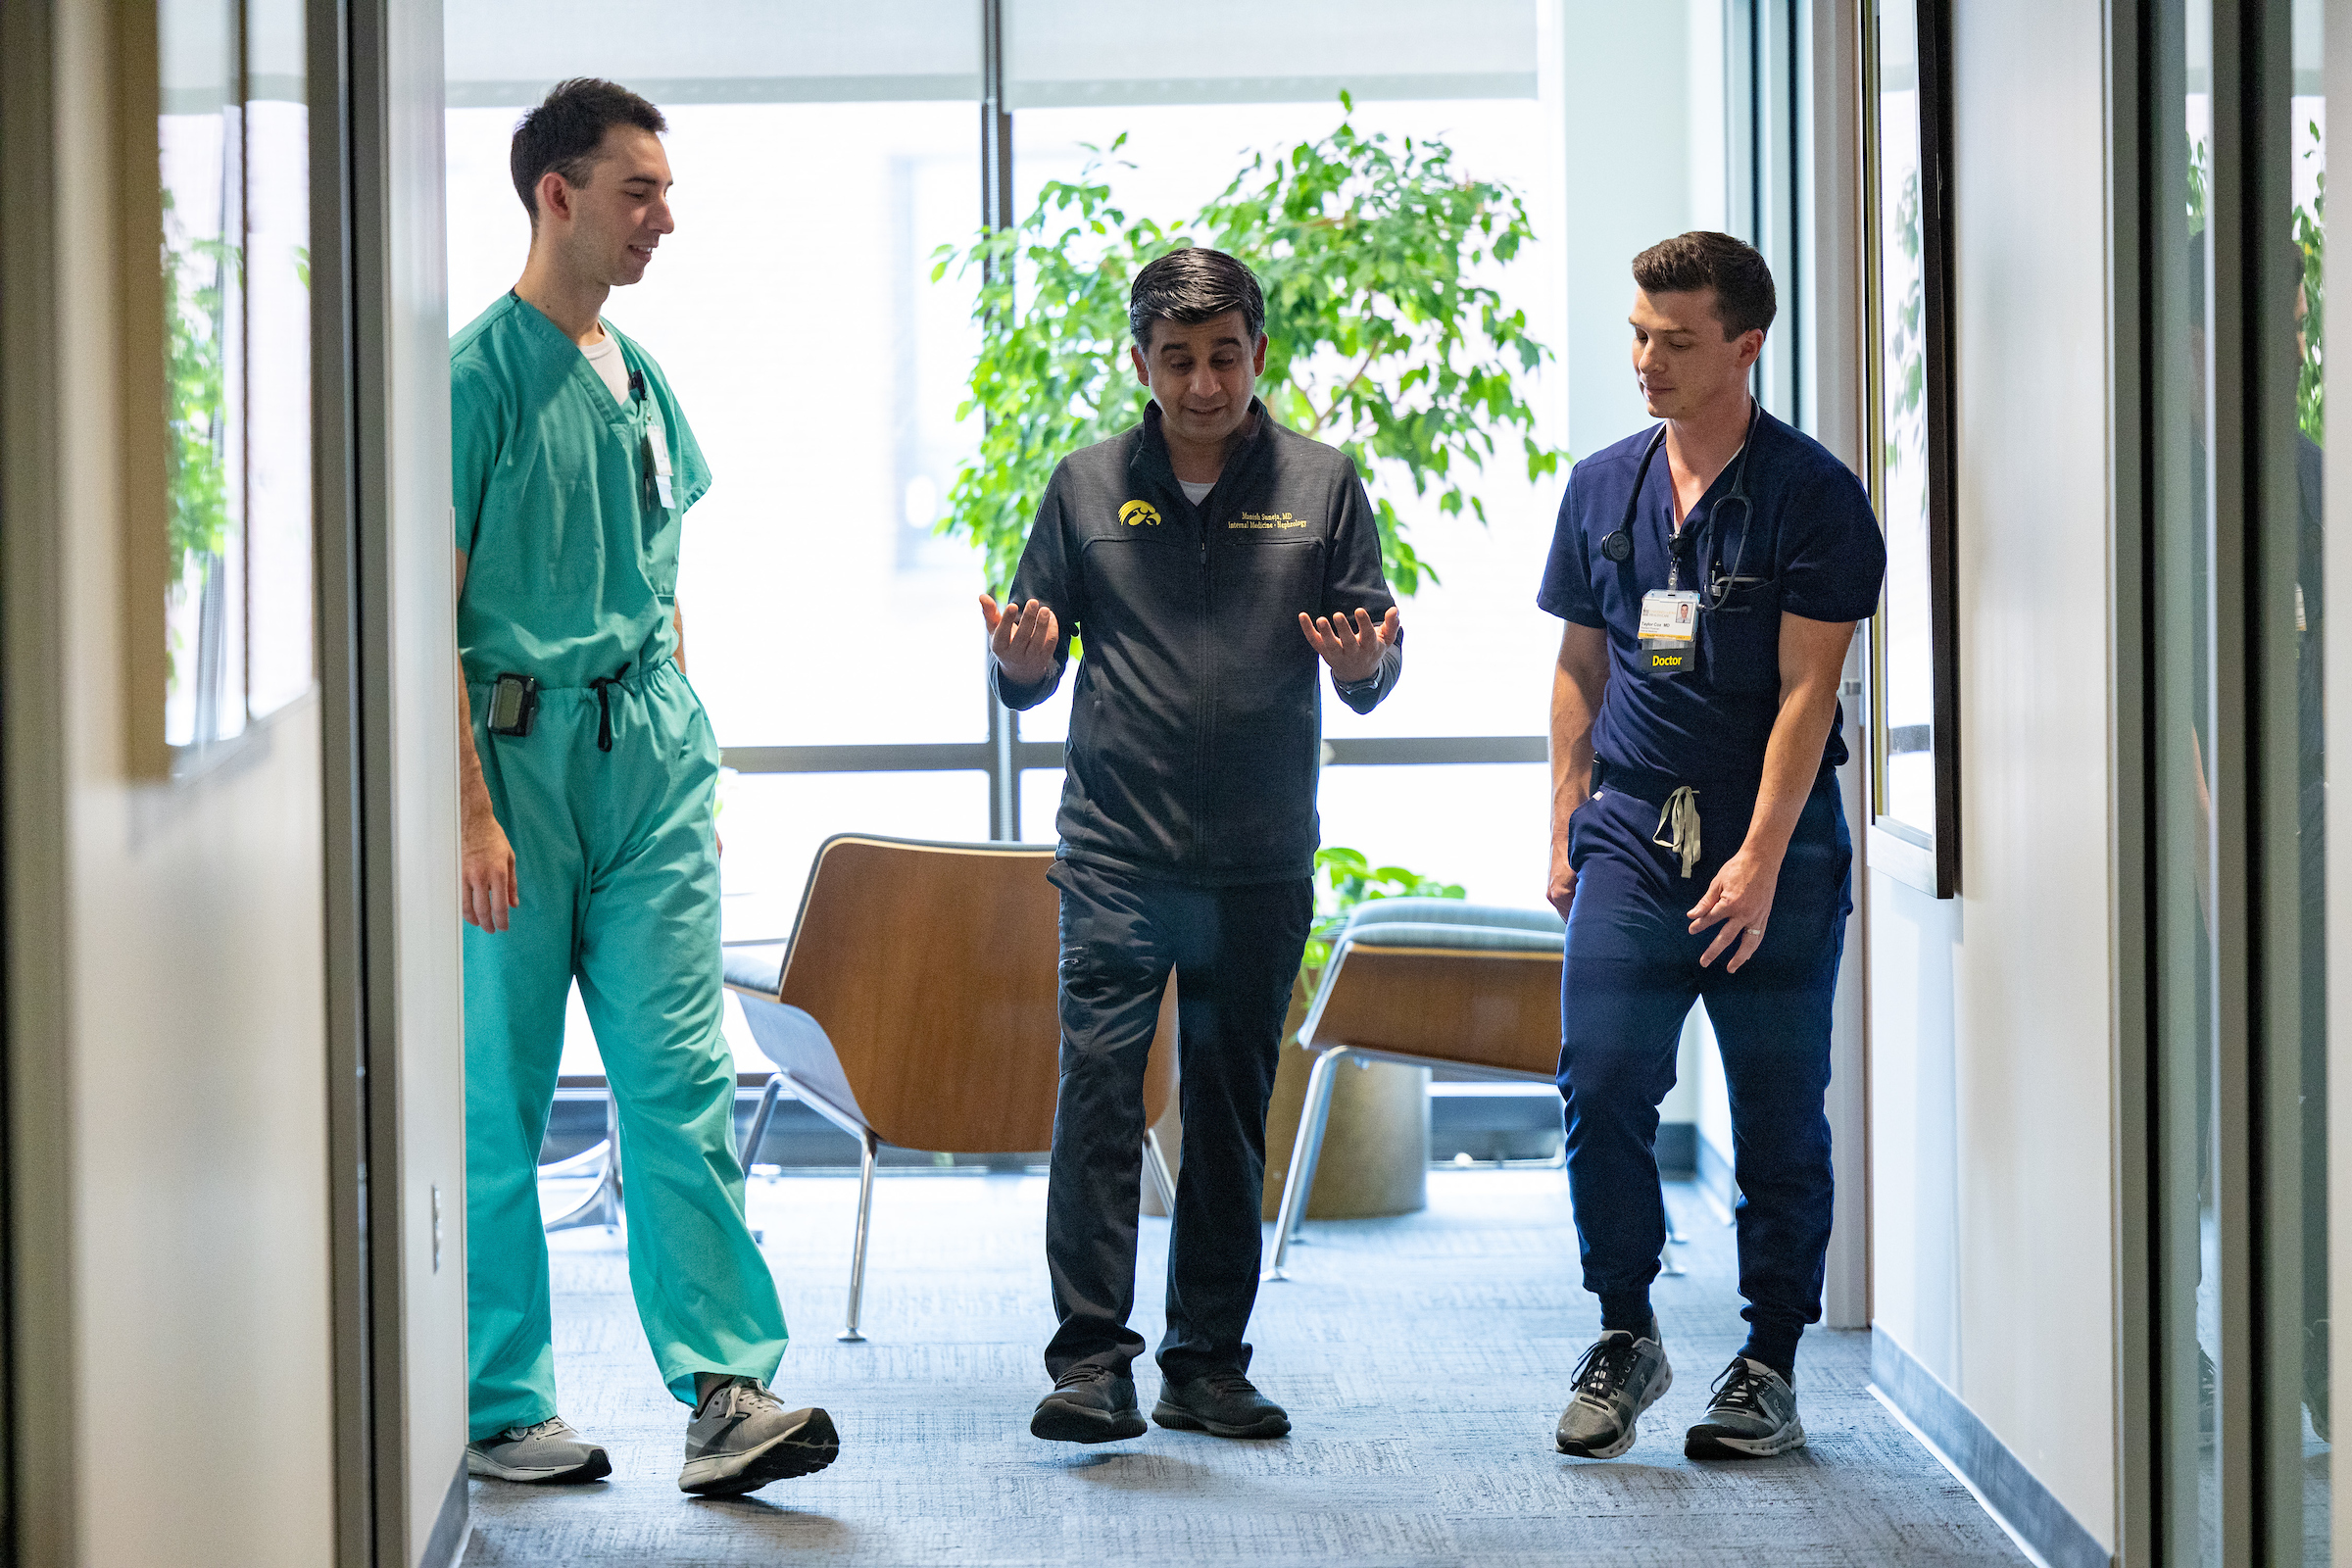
[1639,589,1699,676]
[643,407,674,510]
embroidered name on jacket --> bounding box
[1230,513,1309,530]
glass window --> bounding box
[2280,1,2328,1547]
[1004,0,1537,109]
[159,0,245,749]
[444,100,987,750]
[157,0,311,755]
[1006,97,1567,748]
[1315,763,1550,906]
[1869,1,1933,833]
[2155,1,2223,1554]
[713,769,993,942]
[244,0,313,717]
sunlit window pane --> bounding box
[445,101,987,749]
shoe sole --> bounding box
[466,1447,612,1485]
[1556,1362,1674,1459]
[1031,1397,1149,1444]
[679,1407,841,1495]
[1684,1418,1807,1460]
[1151,1398,1291,1439]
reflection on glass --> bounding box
[160,0,244,747]
[158,0,311,751]
[244,0,314,715]
[2156,1,2222,1557]
[2287,4,2328,1552]
[1871,0,1932,834]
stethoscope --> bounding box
[1598,401,1765,612]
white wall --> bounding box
[7,6,338,1564]
[1865,0,2117,1548]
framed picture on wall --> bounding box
[1861,0,1960,898]
[130,0,316,777]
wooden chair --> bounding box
[722,834,1178,1341]
[1265,897,1688,1281]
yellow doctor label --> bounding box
[1119,500,1161,528]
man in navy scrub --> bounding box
[1539,232,1884,1461]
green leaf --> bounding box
[932,98,1567,597]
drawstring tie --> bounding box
[588,663,631,753]
[1652,785,1701,879]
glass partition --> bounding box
[156,0,313,756]
[2151,0,2223,1546]
[2145,0,2331,1554]
[2276,2,2328,1549]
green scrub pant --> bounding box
[463,659,786,1441]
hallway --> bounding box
[466,1169,2027,1566]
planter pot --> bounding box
[1140,974,1429,1221]
[1262,972,1428,1220]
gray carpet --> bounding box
[465,1168,2028,1567]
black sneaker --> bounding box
[1152,1369,1292,1439]
[677,1377,840,1494]
[1031,1364,1148,1444]
[1555,1321,1672,1458]
[1685,1356,1806,1459]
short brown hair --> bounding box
[1632,231,1777,340]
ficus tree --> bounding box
[934,96,1564,597]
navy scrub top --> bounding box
[1537,407,1886,788]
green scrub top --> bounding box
[452,293,712,689]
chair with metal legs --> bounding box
[1263,897,1687,1282]
[724,834,1178,1342]
[541,1087,624,1233]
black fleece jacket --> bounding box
[993,400,1402,886]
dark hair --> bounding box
[1631,231,1778,339]
[510,78,668,222]
[1128,246,1266,350]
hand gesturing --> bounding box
[1298,606,1402,685]
[980,595,1060,687]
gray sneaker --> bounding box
[1555,1322,1672,1459]
[678,1377,840,1495]
[1685,1356,1806,1458]
[466,1417,611,1484]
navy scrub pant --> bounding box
[1558,766,1852,1370]
[1042,859,1313,1384]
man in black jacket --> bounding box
[982,247,1402,1444]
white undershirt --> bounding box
[580,329,629,402]
[1179,478,1214,505]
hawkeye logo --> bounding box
[1119,500,1161,528]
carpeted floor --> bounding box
[465,1168,2029,1567]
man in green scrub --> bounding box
[452,77,838,1496]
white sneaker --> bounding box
[1555,1321,1673,1459]
[677,1376,840,1495]
[466,1416,611,1484]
